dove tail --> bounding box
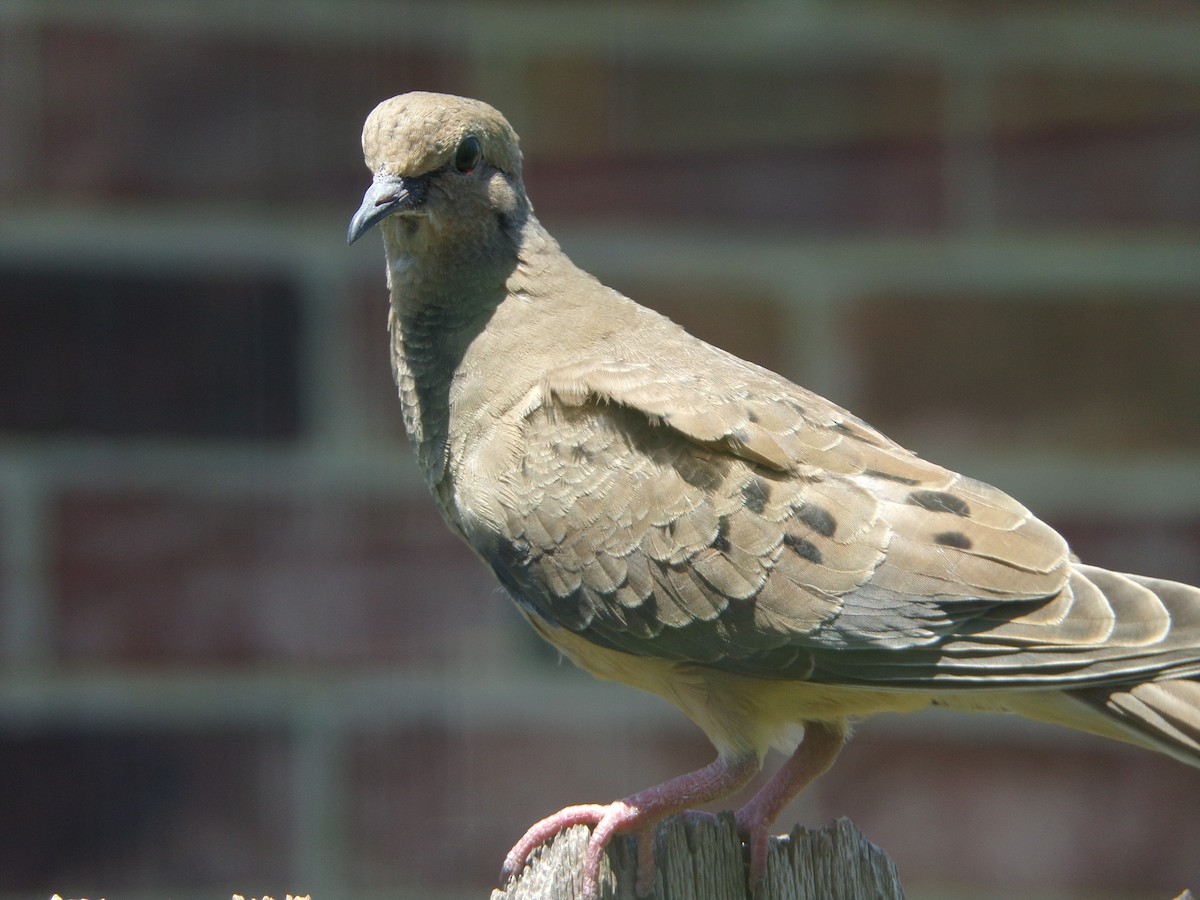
[1059,569,1200,768]
[1069,677,1200,768]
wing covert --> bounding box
[469,350,1096,687]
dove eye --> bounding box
[455,135,482,175]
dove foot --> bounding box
[500,754,760,900]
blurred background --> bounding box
[1,1,1199,898]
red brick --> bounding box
[628,284,792,376]
[521,55,624,158]
[0,728,293,893]
[0,266,301,439]
[520,56,946,235]
[824,730,1200,894]
[994,69,1200,136]
[527,139,946,236]
[54,490,509,667]
[0,26,35,201]
[844,293,1200,454]
[33,25,467,204]
[1052,516,1200,587]
[994,122,1200,228]
[899,0,1200,18]
[620,61,944,152]
[520,56,943,159]
[348,720,712,890]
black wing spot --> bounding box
[795,503,837,537]
[832,419,886,447]
[671,453,728,491]
[934,531,973,549]
[741,477,771,514]
[862,468,921,486]
[713,515,732,552]
[908,489,971,517]
[783,533,824,564]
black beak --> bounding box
[347,174,428,244]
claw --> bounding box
[500,801,637,899]
[500,754,760,898]
[501,803,610,882]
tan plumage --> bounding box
[349,92,1200,896]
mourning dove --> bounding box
[349,92,1200,897]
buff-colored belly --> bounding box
[524,612,934,759]
[530,612,1184,771]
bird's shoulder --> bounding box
[533,312,912,479]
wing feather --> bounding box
[466,348,1200,692]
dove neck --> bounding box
[385,261,505,487]
[386,210,625,498]
[384,210,563,488]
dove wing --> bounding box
[467,338,1198,691]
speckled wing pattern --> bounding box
[486,342,1200,691]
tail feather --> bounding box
[1026,568,1200,768]
[1057,567,1200,682]
[1070,568,1200,767]
[1073,679,1200,767]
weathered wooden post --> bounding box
[492,814,904,900]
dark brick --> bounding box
[54,490,508,667]
[0,266,301,439]
[348,721,712,890]
[0,509,6,666]
[34,25,466,204]
[0,728,292,893]
[350,277,407,444]
[844,294,1200,454]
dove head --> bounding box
[348,92,526,246]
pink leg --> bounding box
[734,721,846,890]
[502,753,760,900]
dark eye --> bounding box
[455,135,482,174]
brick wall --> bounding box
[1,3,1199,898]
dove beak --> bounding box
[347,174,429,244]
